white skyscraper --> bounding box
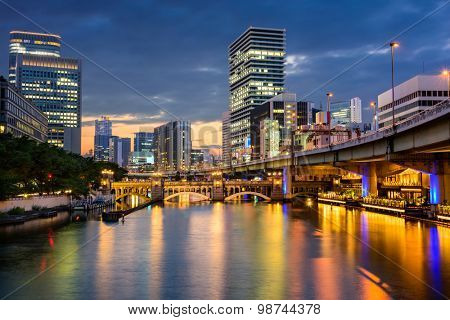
[350,97,362,123]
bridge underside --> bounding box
[164,192,210,202]
[224,191,271,201]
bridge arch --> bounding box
[224,191,271,202]
[164,191,210,202]
[292,192,317,198]
[115,192,150,202]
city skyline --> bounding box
[0,0,449,154]
[1,0,450,307]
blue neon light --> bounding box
[429,174,440,204]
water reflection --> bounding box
[0,202,449,299]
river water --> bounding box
[0,202,449,299]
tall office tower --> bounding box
[221,111,231,167]
[0,76,48,143]
[94,116,112,161]
[259,119,280,159]
[350,97,362,123]
[190,149,204,169]
[330,101,351,127]
[297,101,316,126]
[134,132,155,153]
[378,75,448,129]
[109,136,131,168]
[228,27,285,163]
[9,31,82,153]
[154,120,191,172]
[250,93,297,159]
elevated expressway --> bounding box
[232,99,450,203]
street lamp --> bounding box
[442,69,449,98]
[370,101,377,131]
[390,41,399,129]
[326,92,333,146]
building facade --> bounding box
[378,75,449,128]
[109,136,131,168]
[250,93,297,159]
[221,111,231,167]
[128,151,154,173]
[350,97,362,123]
[134,131,155,153]
[260,119,280,159]
[9,31,82,153]
[154,120,191,172]
[297,101,316,126]
[190,149,204,169]
[330,100,351,126]
[0,76,48,143]
[94,116,112,161]
[229,27,285,163]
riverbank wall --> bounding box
[0,195,71,212]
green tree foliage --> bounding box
[0,134,127,200]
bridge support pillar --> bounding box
[211,171,224,201]
[151,178,164,201]
[430,161,450,204]
[361,162,377,197]
[283,166,293,201]
[270,170,284,201]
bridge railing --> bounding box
[296,97,450,156]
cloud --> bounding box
[285,54,309,75]
[82,112,165,127]
[444,39,450,51]
[194,66,224,74]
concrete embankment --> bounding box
[0,195,70,212]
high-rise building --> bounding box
[229,27,285,163]
[330,101,351,126]
[378,75,448,128]
[250,93,297,159]
[190,149,204,169]
[128,151,154,173]
[109,136,131,168]
[260,119,280,159]
[134,132,155,153]
[297,101,316,126]
[221,111,231,167]
[154,120,191,171]
[0,76,48,143]
[94,116,112,161]
[350,97,362,123]
[9,31,82,153]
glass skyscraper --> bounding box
[134,132,155,153]
[9,31,82,153]
[154,121,191,172]
[228,27,285,163]
[94,116,112,161]
[330,101,351,126]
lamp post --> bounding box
[370,101,377,131]
[326,92,333,146]
[390,42,399,129]
[442,69,449,98]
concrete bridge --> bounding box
[112,175,329,203]
[111,173,289,202]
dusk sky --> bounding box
[0,0,449,153]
